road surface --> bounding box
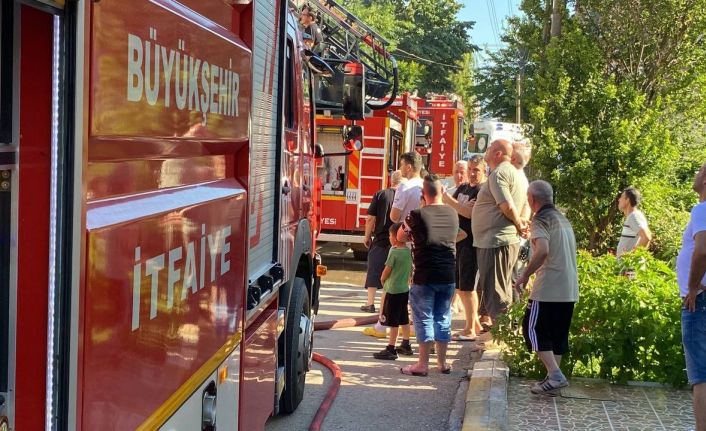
[266,243,478,431]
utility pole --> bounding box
[543,0,553,43]
[516,73,521,124]
[551,0,564,38]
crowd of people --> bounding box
[357,142,706,420]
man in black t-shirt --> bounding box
[443,156,487,340]
[360,171,404,313]
[398,174,459,376]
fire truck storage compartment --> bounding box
[318,130,349,231]
[240,301,278,430]
[82,0,253,427]
[83,180,247,429]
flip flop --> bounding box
[439,366,452,374]
[400,365,428,377]
[452,333,477,342]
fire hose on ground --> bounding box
[308,315,379,431]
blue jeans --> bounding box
[682,291,706,386]
[409,283,455,343]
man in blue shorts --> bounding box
[398,174,459,376]
[678,162,706,430]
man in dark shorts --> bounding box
[361,170,404,313]
[444,156,487,340]
[514,180,579,396]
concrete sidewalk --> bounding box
[463,342,696,431]
[267,281,480,431]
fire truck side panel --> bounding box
[82,184,246,430]
[13,6,53,428]
[240,303,278,430]
[79,0,253,428]
[159,344,240,430]
[249,0,281,283]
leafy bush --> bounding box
[493,250,687,387]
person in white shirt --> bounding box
[390,152,424,223]
[677,162,706,431]
[616,186,652,257]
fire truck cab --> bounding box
[0,0,369,429]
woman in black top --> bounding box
[397,174,459,376]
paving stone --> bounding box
[507,377,696,431]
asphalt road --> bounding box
[266,243,478,431]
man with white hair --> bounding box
[447,160,469,196]
[361,170,405,313]
[511,141,531,219]
[511,141,532,291]
[515,180,579,396]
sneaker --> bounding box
[360,304,376,313]
[373,348,398,360]
[530,378,568,396]
[362,327,387,338]
[396,344,414,356]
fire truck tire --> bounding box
[352,250,368,261]
[280,277,312,414]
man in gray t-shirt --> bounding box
[472,139,528,323]
[515,180,578,396]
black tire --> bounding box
[280,277,312,414]
[352,249,368,261]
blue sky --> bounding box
[458,0,523,65]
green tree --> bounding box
[477,0,706,259]
[341,0,475,94]
[449,52,476,109]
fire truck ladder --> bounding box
[307,0,398,110]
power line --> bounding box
[392,48,463,69]
[489,0,503,35]
[485,0,500,46]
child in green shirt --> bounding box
[373,223,413,360]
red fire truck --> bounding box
[317,94,417,260]
[416,94,466,178]
[0,0,394,429]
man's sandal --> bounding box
[400,365,428,377]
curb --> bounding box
[461,347,509,431]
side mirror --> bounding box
[314,143,325,159]
[342,125,363,152]
[304,50,335,78]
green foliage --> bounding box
[531,28,682,253]
[341,0,476,95]
[637,182,695,264]
[493,250,688,387]
[475,0,706,260]
[449,53,475,108]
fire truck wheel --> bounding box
[280,277,312,414]
[352,250,368,261]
